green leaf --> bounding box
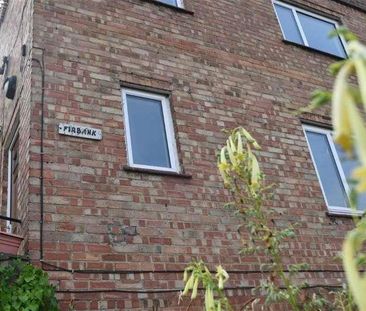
[0,260,59,311]
[329,60,347,76]
[329,27,358,42]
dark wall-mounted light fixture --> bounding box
[3,76,17,100]
[22,45,27,57]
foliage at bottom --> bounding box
[0,259,59,311]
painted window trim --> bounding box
[303,125,364,217]
[272,0,348,57]
[6,130,19,233]
[158,0,184,9]
[176,0,184,8]
[122,88,180,173]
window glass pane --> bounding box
[305,130,349,208]
[158,0,178,6]
[335,145,366,210]
[127,94,171,168]
[297,13,346,57]
[274,4,303,45]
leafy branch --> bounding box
[306,29,366,311]
[182,128,327,310]
[180,261,232,311]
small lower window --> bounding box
[122,88,180,172]
[304,125,366,215]
[157,0,184,8]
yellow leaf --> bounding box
[216,265,229,290]
[353,167,366,178]
[348,101,366,165]
[241,128,261,149]
[237,131,243,154]
[191,277,199,299]
[353,167,366,192]
[250,153,261,188]
[220,147,227,164]
[354,58,366,112]
[207,288,215,310]
[343,230,366,311]
[356,181,366,193]
[229,136,236,153]
[332,62,353,153]
[183,269,188,282]
[182,274,194,296]
[218,162,230,185]
[227,140,236,165]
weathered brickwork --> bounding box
[333,0,366,12]
[1,0,366,309]
[0,0,33,252]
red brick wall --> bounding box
[332,0,366,12]
[0,0,33,251]
[1,0,365,309]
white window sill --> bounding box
[327,208,365,218]
[123,165,192,178]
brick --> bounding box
[1,0,365,310]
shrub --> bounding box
[0,259,59,311]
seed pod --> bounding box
[216,265,229,290]
[191,277,199,299]
[354,58,366,111]
[182,274,194,296]
[348,101,366,166]
[205,288,214,311]
[332,62,353,153]
[183,269,188,282]
[220,147,227,164]
[227,140,236,165]
[237,131,243,154]
[250,154,260,188]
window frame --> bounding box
[122,88,180,173]
[6,131,19,233]
[272,0,348,58]
[157,0,184,8]
[303,124,364,216]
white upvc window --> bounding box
[273,0,347,58]
[303,125,366,216]
[6,132,19,232]
[157,0,184,8]
[122,88,180,173]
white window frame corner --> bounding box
[157,0,184,8]
[122,88,180,174]
[302,124,363,216]
[176,0,184,8]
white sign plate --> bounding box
[58,123,102,140]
